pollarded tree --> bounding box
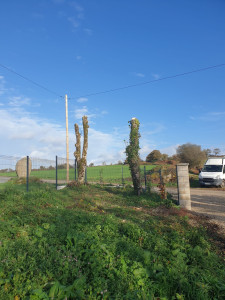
[146,150,162,162]
[74,116,89,184]
[176,143,207,169]
[125,118,142,196]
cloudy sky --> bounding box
[0,0,225,164]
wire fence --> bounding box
[0,155,177,192]
[0,155,75,190]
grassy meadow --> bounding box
[0,179,224,299]
[0,164,156,184]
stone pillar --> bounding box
[16,157,32,178]
[176,163,191,210]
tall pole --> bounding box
[65,94,69,183]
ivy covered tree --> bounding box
[74,116,89,184]
[125,118,142,196]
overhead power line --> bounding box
[1,62,225,100]
[69,63,225,99]
[0,63,63,98]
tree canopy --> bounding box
[146,150,162,162]
[176,143,207,168]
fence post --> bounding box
[75,158,77,181]
[26,155,29,192]
[56,155,58,190]
[144,166,146,190]
[85,167,87,184]
[122,166,124,186]
[176,163,191,210]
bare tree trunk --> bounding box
[126,118,142,195]
[74,116,89,184]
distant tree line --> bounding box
[145,144,222,169]
[0,168,14,173]
[38,163,75,171]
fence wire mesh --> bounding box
[0,155,177,192]
[0,155,20,177]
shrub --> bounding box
[146,150,162,162]
[176,143,207,168]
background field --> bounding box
[0,164,156,185]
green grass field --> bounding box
[0,179,224,299]
[0,164,156,184]
[0,163,203,188]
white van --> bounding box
[199,156,225,187]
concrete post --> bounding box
[176,163,191,210]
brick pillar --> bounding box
[176,163,191,210]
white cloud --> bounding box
[83,28,93,35]
[67,17,79,28]
[0,109,66,159]
[0,107,128,165]
[54,1,86,32]
[74,106,88,119]
[209,112,225,116]
[135,72,145,78]
[69,2,84,12]
[190,112,225,122]
[142,123,166,135]
[8,96,31,107]
[139,143,178,159]
[0,99,177,166]
[74,106,97,122]
[152,73,160,80]
[160,144,179,156]
[88,128,126,165]
[0,76,6,96]
[77,97,88,103]
[76,55,82,60]
[139,144,153,158]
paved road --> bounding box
[167,187,225,226]
[0,176,11,184]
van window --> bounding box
[202,165,222,172]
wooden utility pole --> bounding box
[65,94,69,183]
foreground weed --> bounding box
[0,184,224,299]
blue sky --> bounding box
[0,0,225,164]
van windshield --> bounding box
[202,165,223,172]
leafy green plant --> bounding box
[0,182,224,299]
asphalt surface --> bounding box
[167,187,225,227]
[0,176,11,184]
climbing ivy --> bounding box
[125,118,142,195]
